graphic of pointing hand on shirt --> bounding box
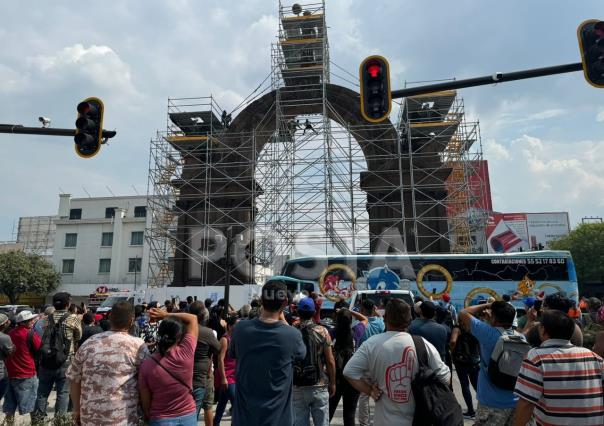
[385,346,415,403]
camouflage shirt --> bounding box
[67,331,149,426]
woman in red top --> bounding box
[138,309,199,426]
[213,316,238,425]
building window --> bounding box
[105,207,117,219]
[134,206,147,218]
[101,232,113,247]
[62,259,75,274]
[130,231,144,246]
[128,257,142,273]
[64,233,77,248]
[69,209,82,220]
[98,258,111,274]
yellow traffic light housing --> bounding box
[74,97,104,158]
[577,19,604,88]
[359,55,392,123]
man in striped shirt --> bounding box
[513,310,604,426]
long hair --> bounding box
[157,317,184,357]
[333,309,354,352]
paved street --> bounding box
[0,367,477,425]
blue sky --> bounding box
[0,0,603,240]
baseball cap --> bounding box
[298,297,315,313]
[442,293,451,303]
[0,314,8,326]
[14,310,37,323]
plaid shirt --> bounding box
[40,310,82,356]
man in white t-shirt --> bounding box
[344,299,450,425]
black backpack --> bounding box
[411,336,463,426]
[452,330,480,366]
[39,313,71,370]
[435,305,454,330]
[293,324,322,386]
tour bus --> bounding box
[269,251,579,312]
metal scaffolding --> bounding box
[397,90,487,253]
[145,1,489,288]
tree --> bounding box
[0,250,60,304]
[549,223,604,290]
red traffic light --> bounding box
[359,55,392,123]
[367,62,381,78]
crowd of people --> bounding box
[0,287,602,425]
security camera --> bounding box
[38,117,51,128]
[492,72,503,82]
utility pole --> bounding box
[223,226,233,318]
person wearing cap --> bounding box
[3,310,41,423]
[0,313,15,402]
[293,296,336,426]
[33,291,82,422]
[516,297,535,331]
[408,300,449,361]
[440,292,458,325]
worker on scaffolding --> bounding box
[288,119,302,138]
[221,110,232,128]
[302,119,318,136]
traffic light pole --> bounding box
[390,62,583,99]
[0,124,116,141]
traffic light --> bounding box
[577,19,604,88]
[359,55,392,123]
[74,97,104,158]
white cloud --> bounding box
[527,109,566,120]
[596,110,604,122]
[484,138,511,160]
[489,135,604,218]
[28,44,138,96]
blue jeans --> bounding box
[0,377,8,402]
[149,411,197,426]
[3,376,38,415]
[455,362,479,413]
[192,387,206,420]
[214,384,236,425]
[293,386,329,426]
[34,364,70,417]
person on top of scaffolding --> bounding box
[288,119,302,137]
[302,119,318,136]
[221,110,232,128]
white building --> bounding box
[52,194,151,297]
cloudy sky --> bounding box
[0,0,602,240]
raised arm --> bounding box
[149,308,199,337]
[350,309,369,326]
[459,302,491,332]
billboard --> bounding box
[486,212,570,253]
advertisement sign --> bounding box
[486,213,529,253]
[486,212,570,253]
[526,213,570,249]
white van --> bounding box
[349,289,414,316]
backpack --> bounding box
[293,324,322,386]
[411,336,463,426]
[39,313,71,370]
[583,321,603,349]
[487,329,530,390]
[435,305,454,330]
[452,330,480,366]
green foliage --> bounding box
[0,250,60,304]
[550,223,604,288]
